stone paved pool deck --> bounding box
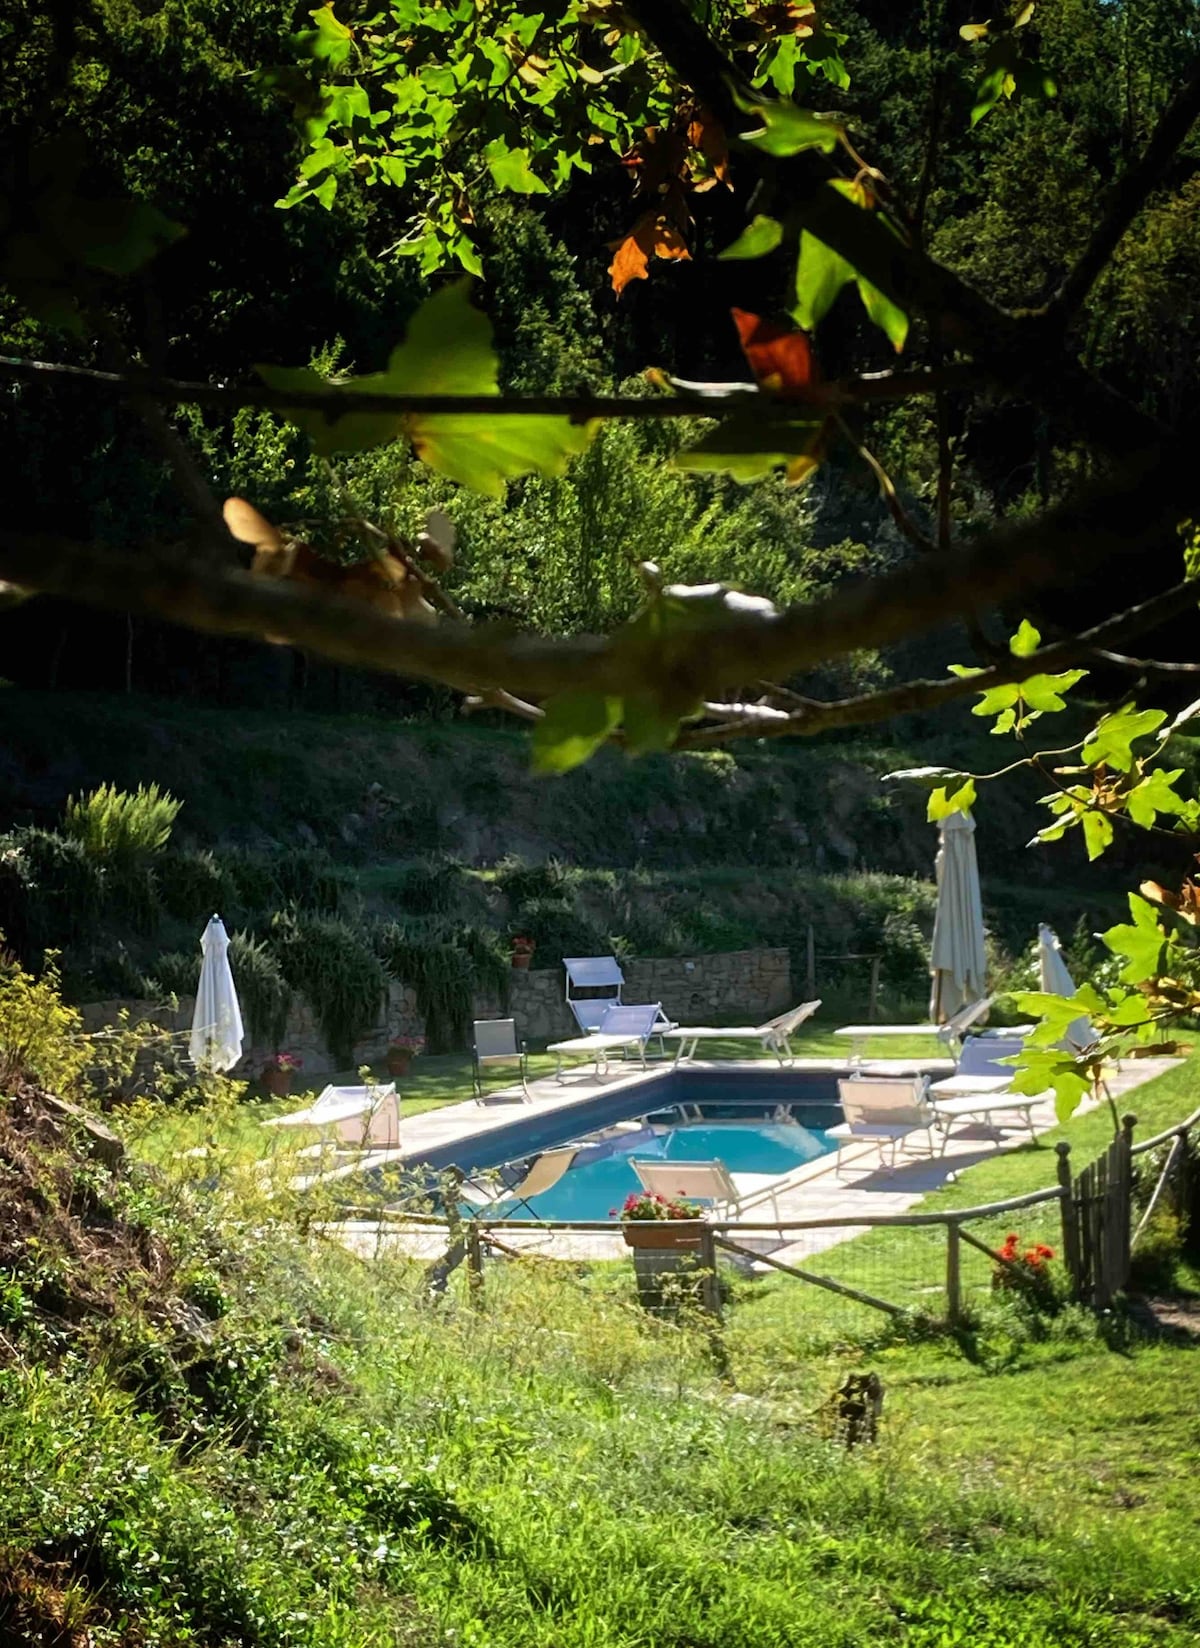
[329,1054,1180,1267]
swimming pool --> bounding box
[486,1116,838,1222]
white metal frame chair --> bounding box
[471,1018,530,1102]
[831,1076,938,1174]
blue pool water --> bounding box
[488,1118,837,1222]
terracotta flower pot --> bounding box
[622,1221,703,1252]
[262,1067,293,1099]
[511,951,533,970]
[386,1048,413,1078]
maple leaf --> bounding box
[747,0,816,36]
[608,210,690,296]
[224,497,437,628]
[731,310,818,395]
[687,106,732,189]
[621,126,689,196]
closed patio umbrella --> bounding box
[929,810,987,1023]
[189,914,245,1073]
[1037,923,1093,1051]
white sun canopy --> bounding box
[929,811,988,1024]
[189,914,245,1073]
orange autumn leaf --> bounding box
[731,310,818,395]
[687,106,732,189]
[227,497,436,628]
[608,210,690,296]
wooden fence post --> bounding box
[805,925,816,1001]
[466,1222,485,1309]
[945,1220,961,1325]
[698,1224,721,1319]
[1055,1141,1081,1296]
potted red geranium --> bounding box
[386,1034,424,1078]
[616,1190,705,1251]
[510,934,535,970]
[262,1051,301,1098]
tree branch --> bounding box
[676,576,1200,746]
[1051,55,1200,322]
[0,353,970,420]
[1,428,1196,716]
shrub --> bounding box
[1129,1208,1185,1294]
[393,855,464,916]
[63,783,181,864]
[376,923,470,1053]
[272,850,341,914]
[0,950,90,1096]
[267,912,385,1064]
[512,896,610,971]
[143,950,200,999]
[158,849,237,923]
[3,828,103,954]
[228,932,292,1049]
[494,855,570,905]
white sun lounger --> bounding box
[830,1076,939,1173]
[663,1000,822,1066]
[548,1002,673,1079]
[630,1157,781,1219]
[459,1147,578,1216]
[835,997,995,1068]
[927,1033,1043,1145]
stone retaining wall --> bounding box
[79,946,792,1079]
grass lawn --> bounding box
[8,1020,1200,1645]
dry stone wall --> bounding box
[80,946,792,1079]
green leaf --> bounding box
[736,97,844,157]
[1007,1045,1091,1122]
[882,766,971,789]
[971,65,1010,125]
[792,231,856,331]
[927,776,977,822]
[1018,669,1087,714]
[1081,810,1114,861]
[483,138,549,194]
[718,215,783,260]
[1126,768,1188,828]
[259,280,597,493]
[1081,705,1168,773]
[622,692,700,757]
[1009,618,1040,657]
[292,3,354,67]
[672,416,825,485]
[1101,894,1167,984]
[532,694,622,775]
[856,277,908,352]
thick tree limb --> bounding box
[1,430,1196,718]
[679,577,1200,746]
[1051,55,1200,322]
[0,353,970,420]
